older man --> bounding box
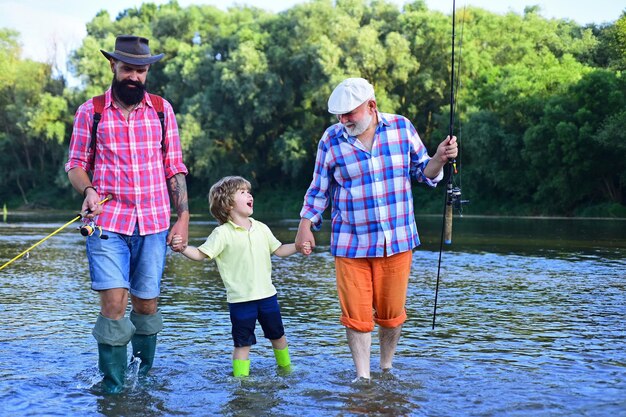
[295,78,457,381]
[65,35,189,393]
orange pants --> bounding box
[335,250,412,332]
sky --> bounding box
[1,0,624,74]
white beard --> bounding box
[345,113,372,136]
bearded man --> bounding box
[65,35,189,393]
[295,78,458,381]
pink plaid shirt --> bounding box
[65,89,188,236]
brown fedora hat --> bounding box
[100,35,164,65]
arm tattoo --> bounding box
[168,173,189,216]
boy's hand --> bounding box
[302,241,312,255]
[170,234,186,252]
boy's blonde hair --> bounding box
[208,176,252,224]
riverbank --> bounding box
[3,185,625,219]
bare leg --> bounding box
[233,346,251,360]
[100,288,129,319]
[130,294,158,315]
[270,335,287,350]
[346,328,371,379]
[379,325,402,370]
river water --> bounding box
[0,214,624,416]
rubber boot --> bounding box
[92,314,135,394]
[130,310,163,376]
[97,344,128,394]
[273,346,291,368]
[233,359,250,377]
[131,334,157,376]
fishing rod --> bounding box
[432,0,467,330]
[0,194,113,272]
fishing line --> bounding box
[0,194,113,272]
[454,4,466,194]
[432,0,466,330]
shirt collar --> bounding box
[227,218,255,230]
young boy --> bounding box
[171,176,310,377]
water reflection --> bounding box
[337,375,421,417]
[0,216,625,416]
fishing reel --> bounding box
[447,186,470,214]
[78,220,108,240]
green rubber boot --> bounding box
[273,346,291,368]
[97,343,128,394]
[130,310,163,377]
[92,314,135,394]
[233,359,250,377]
[131,334,157,376]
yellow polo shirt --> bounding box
[198,218,282,303]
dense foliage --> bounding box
[1,0,625,216]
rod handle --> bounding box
[444,203,453,244]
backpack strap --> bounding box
[148,93,166,152]
[89,94,106,169]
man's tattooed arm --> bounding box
[167,173,189,217]
[167,173,190,250]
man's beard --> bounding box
[112,76,146,106]
[345,113,372,136]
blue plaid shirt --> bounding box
[300,112,442,258]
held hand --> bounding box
[170,234,186,252]
[302,241,312,255]
[295,219,315,256]
[434,135,458,164]
[168,219,189,252]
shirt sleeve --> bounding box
[299,131,332,231]
[262,222,282,253]
[161,99,188,179]
[197,227,224,260]
[407,119,442,187]
[65,100,95,173]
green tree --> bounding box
[0,29,68,206]
[1,0,624,215]
[588,12,626,70]
[523,70,626,212]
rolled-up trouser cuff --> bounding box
[374,310,407,329]
[130,310,163,335]
[340,316,375,332]
[92,314,135,346]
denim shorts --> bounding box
[228,294,285,347]
[86,225,168,299]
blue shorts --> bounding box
[228,295,285,347]
[86,225,167,299]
